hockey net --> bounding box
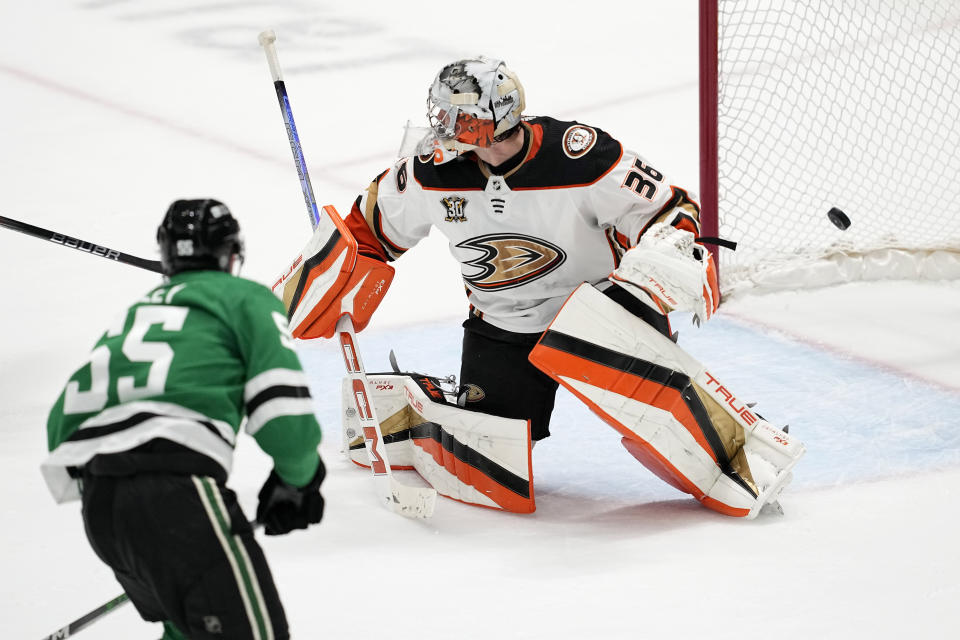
[700,0,960,295]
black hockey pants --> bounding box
[81,470,289,639]
[460,316,559,441]
[459,285,671,442]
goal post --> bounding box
[699,0,720,247]
[699,0,960,295]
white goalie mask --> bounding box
[426,56,526,155]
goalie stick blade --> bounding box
[760,500,784,516]
[390,480,437,519]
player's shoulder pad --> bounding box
[378,157,430,196]
[509,116,623,189]
[411,152,487,191]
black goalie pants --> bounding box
[81,471,289,640]
[460,316,559,441]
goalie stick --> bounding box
[258,29,436,518]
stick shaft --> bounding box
[337,314,436,518]
[41,594,130,639]
[0,215,163,273]
[273,81,322,229]
[258,31,321,229]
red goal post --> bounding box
[699,0,960,295]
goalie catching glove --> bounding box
[272,205,394,339]
[610,221,719,325]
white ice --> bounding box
[1,2,958,639]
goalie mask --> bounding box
[157,198,245,276]
[426,56,526,154]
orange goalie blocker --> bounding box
[272,205,394,339]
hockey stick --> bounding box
[41,593,130,639]
[258,29,436,518]
[337,315,436,517]
[41,521,265,639]
[256,31,320,231]
[0,215,163,273]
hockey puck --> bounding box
[827,207,851,230]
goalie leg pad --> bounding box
[529,283,805,518]
[342,373,535,513]
[342,375,417,470]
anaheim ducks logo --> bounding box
[460,384,485,403]
[562,125,597,159]
[456,233,567,290]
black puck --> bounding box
[827,207,851,230]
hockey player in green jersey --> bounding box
[42,199,324,640]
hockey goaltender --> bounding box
[275,56,805,520]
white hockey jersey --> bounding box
[346,116,701,334]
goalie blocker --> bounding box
[342,372,535,513]
[529,283,804,518]
[272,204,394,339]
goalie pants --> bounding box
[80,469,289,640]
[459,286,673,442]
[460,316,559,441]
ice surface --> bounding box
[1,2,958,638]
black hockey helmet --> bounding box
[157,199,244,275]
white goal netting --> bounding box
[713,0,960,294]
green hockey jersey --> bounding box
[42,270,322,503]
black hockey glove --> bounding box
[256,458,326,536]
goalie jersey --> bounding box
[43,270,322,502]
[346,116,702,334]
